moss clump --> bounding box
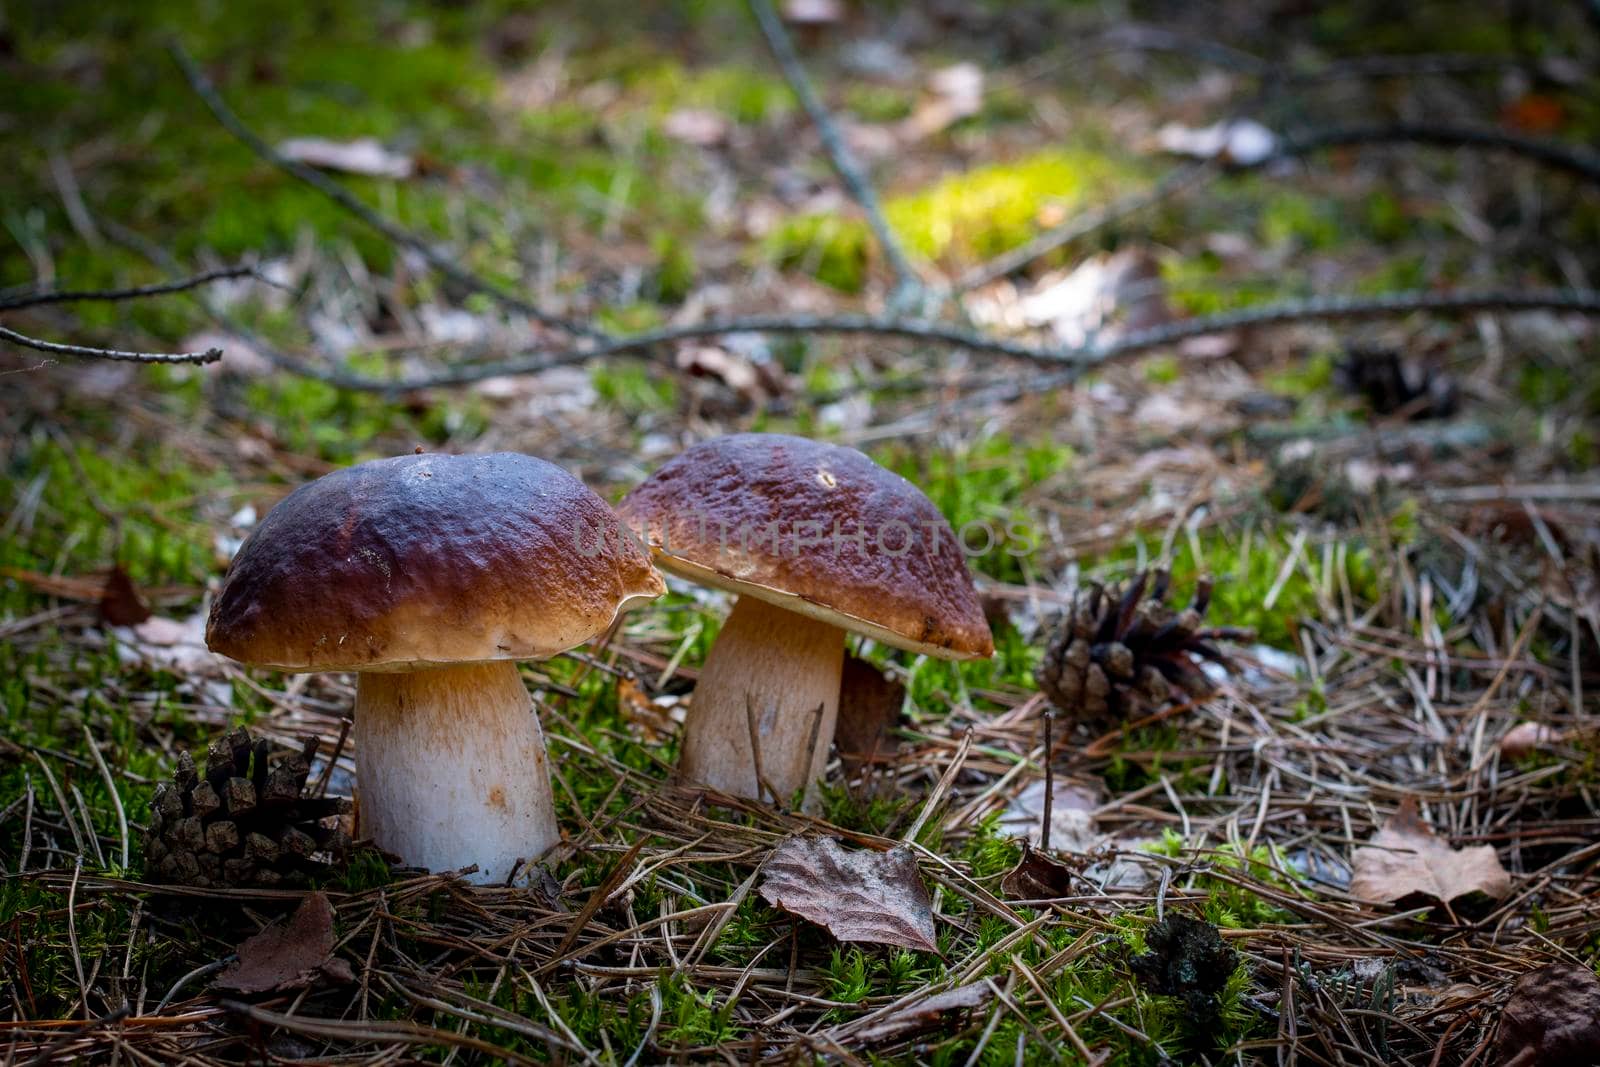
[765,213,874,293]
[766,148,1141,289]
[885,149,1137,264]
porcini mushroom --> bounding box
[206,452,664,883]
[617,433,991,806]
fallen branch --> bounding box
[0,264,266,311]
[0,323,222,366]
[112,278,1600,393]
[959,119,1600,291]
[1275,123,1600,186]
[169,41,603,340]
[748,0,927,312]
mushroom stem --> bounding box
[679,595,844,808]
[355,661,556,884]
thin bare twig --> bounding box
[747,0,926,312]
[0,323,222,366]
[0,265,266,311]
[168,41,603,340]
[1275,123,1600,185]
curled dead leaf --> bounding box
[113,610,228,679]
[277,136,413,179]
[759,836,937,952]
[617,677,683,744]
[1495,963,1600,1067]
[855,983,990,1045]
[99,566,151,627]
[1000,842,1076,901]
[998,778,1102,853]
[1499,721,1566,760]
[835,654,903,774]
[215,892,355,995]
[1349,796,1510,907]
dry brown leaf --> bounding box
[277,136,413,179]
[835,654,903,773]
[1349,797,1510,906]
[1154,118,1278,165]
[998,779,1103,852]
[781,0,844,24]
[215,892,355,994]
[1494,963,1600,1067]
[855,983,990,1044]
[616,677,683,743]
[113,610,228,679]
[1499,721,1566,760]
[662,108,730,147]
[99,565,151,627]
[675,344,789,405]
[1017,249,1169,348]
[899,62,984,141]
[1000,842,1076,901]
[759,836,937,952]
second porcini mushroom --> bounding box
[206,452,664,883]
[617,433,992,806]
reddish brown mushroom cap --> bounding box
[616,433,993,660]
[207,452,664,671]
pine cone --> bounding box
[1036,570,1250,718]
[144,727,352,888]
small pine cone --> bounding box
[1036,570,1250,719]
[143,726,353,889]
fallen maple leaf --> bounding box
[759,837,937,952]
[1495,963,1600,1067]
[215,892,355,995]
[1349,797,1510,906]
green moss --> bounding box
[765,213,873,293]
[592,360,677,414]
[844,84,914,123]
[885,148,1138,265]
[1260,191,1341,251]
[766,148,1141,287]
[876,432,1073,582]
[629,61,794,125]
[1159,249,1296,316]
[652,230,698,304]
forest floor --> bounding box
[4,2,1600,1064]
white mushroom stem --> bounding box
[355,660,557,884]
[678,596,844,808]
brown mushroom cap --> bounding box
[207,452,664,671]
[616,433,993,660]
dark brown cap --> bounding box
[616,433,992,660]
[207,452,664,671]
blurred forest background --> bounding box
[3,1,1600,1064]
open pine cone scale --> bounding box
[1037,570,1252,719]
[145,727,352,888]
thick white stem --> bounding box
[355,661,557,884]
[678,596,844,809]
